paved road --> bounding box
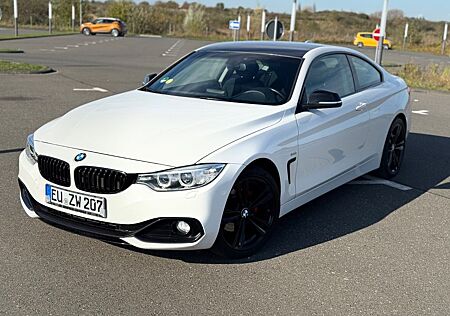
[348,45,450,67]
[0,35,449,315]
[1,33,449,68]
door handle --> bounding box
[355,102,367,111]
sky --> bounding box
[145,0,450,22]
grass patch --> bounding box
[0,60,50,74]
[0,32,77,41]
[0,48,24,53]
[387,64,450,92]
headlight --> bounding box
[25,134,38,164]
[137,164,225,191]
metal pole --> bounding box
[79,0,82,26]
[402,22,408,50]
[246,14,251,40]
[442,23,448,55]
[237,15,241,41]
[289,0,297,41]
[375,0,388,65]
[71,4,75,32]
[273,16,277,41]
[260,10,265,40]
[13,0,18,36]
[48,1,52,34]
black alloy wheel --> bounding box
[212,166,280,258]
[375,117,406,179]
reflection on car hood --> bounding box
[35,90,283,166]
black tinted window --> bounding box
[349,56,382,90]
[146,51,302,105]
[303,54,355,102]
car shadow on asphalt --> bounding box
[120,132,448,264]
[47,132,450,264]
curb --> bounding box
[29,68,56,74]
[0,68,56,75]
[0,33,78,42]
[0,50,25,53]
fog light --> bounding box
[176,221,191,235]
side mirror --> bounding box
[305,90,342,110]
[143,73,157,85]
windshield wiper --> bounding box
[197,96,229,101]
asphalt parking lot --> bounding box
[0,35,449,315]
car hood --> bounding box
[35,90,284,166]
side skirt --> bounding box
[280,155,378,217]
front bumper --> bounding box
[18,146,242,250]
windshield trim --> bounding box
[140,51,304,106]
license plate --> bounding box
[45,184,107,218]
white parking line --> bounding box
[349,175,412,191]
[54,47,68,50]
[140,34,162,38]
[66,45,79,48]
[162,40,182,57]
[73,87,109,93]
[412,110,429,115]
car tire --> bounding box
[111,29,120,37]
[357,42,364,48]
[383,44,390,50]
[82,27,91,36]
[374,117,407,179]
[211,165,280,258]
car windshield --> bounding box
[145,51,302,105]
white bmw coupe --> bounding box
[19,42,410,258]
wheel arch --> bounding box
[395,112,407,129]
[242,158,281,194]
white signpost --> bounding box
[72,4,75,31]
[403,22,409,49]
[48,1,52,34]
[261,10,266,40]
[13,0,18,36]
[79,0,83,26]
[289,0,297,41]
[273,16,278,41]
[442,23,448,55]
[229,20,240,41]
[246,14,251,39]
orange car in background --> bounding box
[80,17,127,37]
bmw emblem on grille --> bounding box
[74,153,86,162]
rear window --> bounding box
[349,56,382,90]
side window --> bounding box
[302,54,355,103]
[349,56,382,90]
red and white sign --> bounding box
[373,28,381,41]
